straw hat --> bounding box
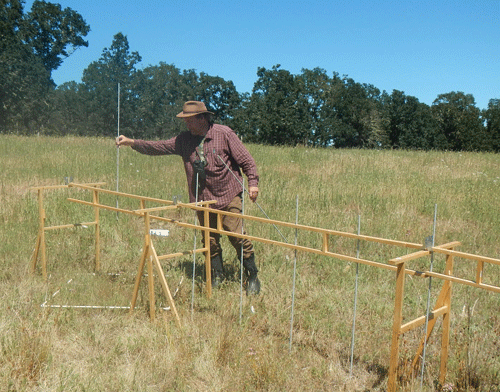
[176,101,214,118]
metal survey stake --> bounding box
[239,178,246,324]
[289,194,299,352]
[191,173,200,318]
[116,83,121,219]
[214,151,289,243]
[350,214,361,376]
[420,204,438,389]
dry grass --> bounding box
[1,135,499,391]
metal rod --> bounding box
[116,83,121,219]
[239,179,246,325]
[41,304,157,310]
[350,214,361,375]
[191,173,200,318]
[289,195,299,352]
[214,152,289,243]
[421,204,438,389]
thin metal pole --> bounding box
[191,173,200,318]
[214,152,288,243]
[350,214,361,376]
[116,83,120,219]
[421,204,438,389]
[239,179,246,324]
[289,195,299,352]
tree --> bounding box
[0,0,89,133]
[46,81,90,135]
[247,65,309,145]
[22,0,90,77]
[431,92,485,151]
[483,99,500,152]
[82,33,142,136]
[0,0,52,133]
[298,67,334,147]
[132,62,193,139]
[324,75,383,148]
[196,73,241,123]
[382,90,438,150]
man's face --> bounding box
[184,114,208,135]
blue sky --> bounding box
[24,0,499,110]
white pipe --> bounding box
[40,304,171,310]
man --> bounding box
[116,101,261,295]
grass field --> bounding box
[1,135,499,391]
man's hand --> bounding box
[116,135,134,147]
[248,186,259,203]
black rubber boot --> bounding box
[210,254,224,289]
[243,254,260,295]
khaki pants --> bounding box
[196,194,254,260]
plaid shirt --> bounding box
[132,124,259,210]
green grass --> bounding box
[1,135,499,391]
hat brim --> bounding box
[176,110,214,118]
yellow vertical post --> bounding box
[388,260,406,392]
[141,202,156,321]
[149,241,182,328]
[30,235,41,273]
[476,260,484,285]
[322,233,329,253]
[38,188,48,280]
[204,206,212,298]
[129,245,148,314]
[30,188,46,277]
[93,189,100,271]
[147,249,155,321]
[439,253,454,385]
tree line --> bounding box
[2,0,500,152]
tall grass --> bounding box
[1,135,499,391]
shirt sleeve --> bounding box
[132,137,178,156]
[226,131,259,187]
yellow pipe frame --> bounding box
[30,183,500,391]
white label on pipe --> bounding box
[150,229,170,237]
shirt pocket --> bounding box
[208,147,227,174]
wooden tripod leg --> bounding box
[439,296,451,385]
[388,261,405,392]
[411,282,450,370]
[412,253,454,378]
[439,253,454,385]
[205,208,212,298]
[30,233,42,273]
[147,251,155,321]
[36,188,48,280]
[130,244,149,314]
[150,242,181,328]
[41,228,47,280]
[93,189,101,271]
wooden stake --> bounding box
[144,211,156,321]
[129,244,148,314]
[39,189,47,280]
[439,253,454,385]
[388,260,406,392]
[93,189,100,271]
[204,207,212,298]
[149,241,181,328]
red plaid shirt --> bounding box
[132,124,259,210]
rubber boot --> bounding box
[210,254,224,289]
[243,254,260,295]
